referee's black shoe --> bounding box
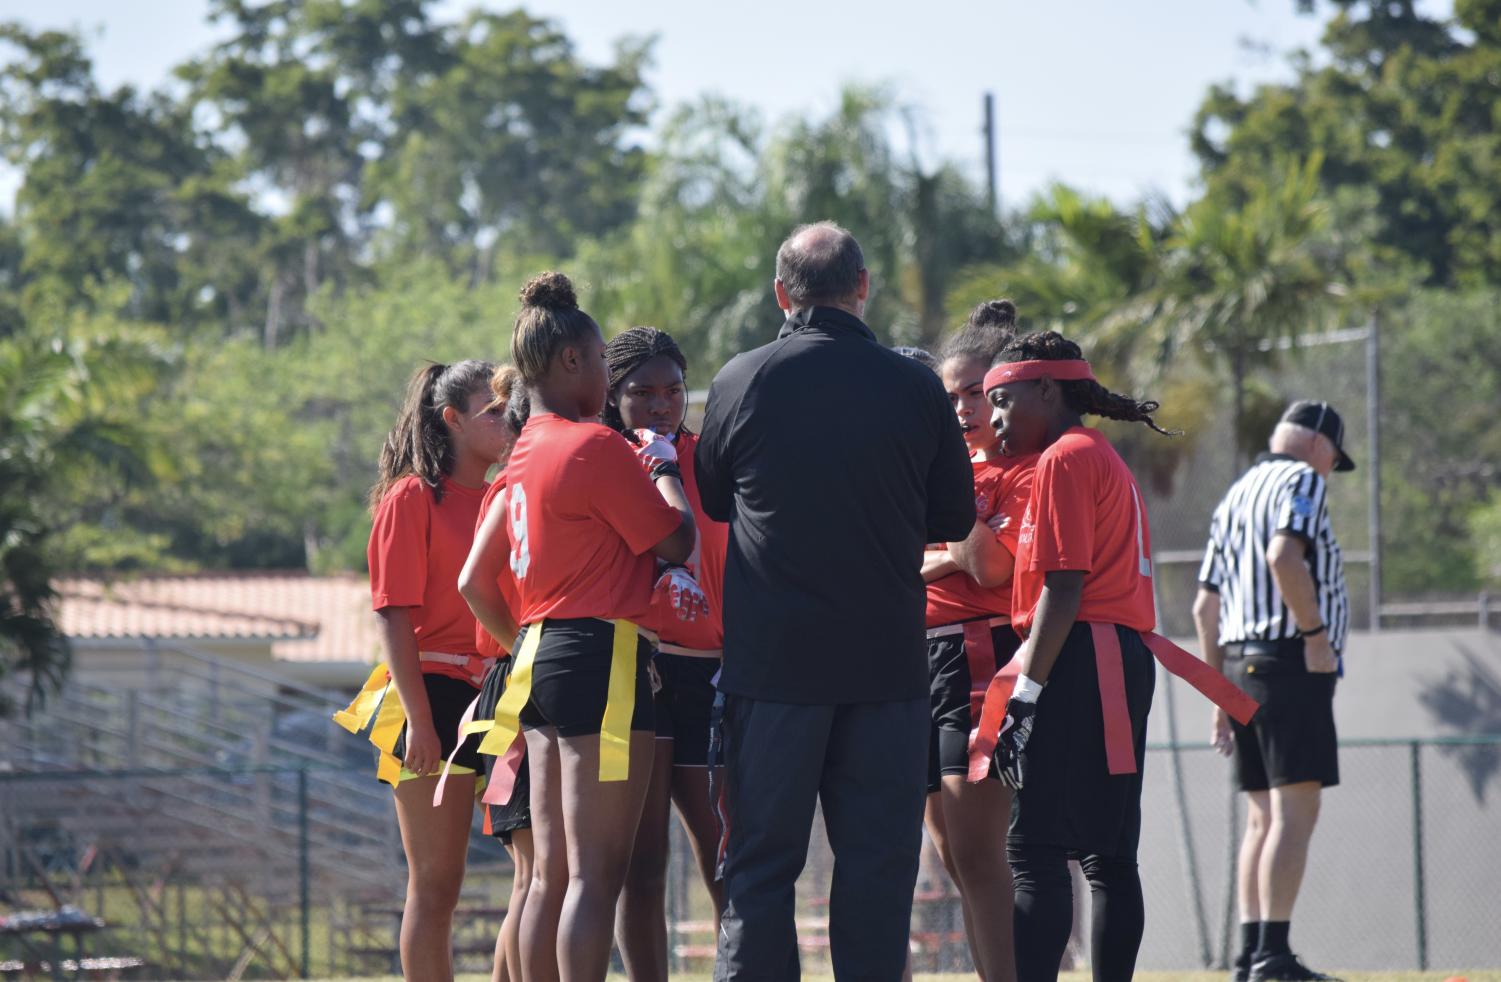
[1250,952,1342,981]
[1231,954,1252,982]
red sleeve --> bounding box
[1025,448,1095,574]
[585,430,684,555]
[992,463,1035,554]
[368,479,429,610]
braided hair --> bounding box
[940,298,1017,367]
[998,331,1176,437]
[602,326,690,435]
[370,359,497,511]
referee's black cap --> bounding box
[1281,400,1356,471]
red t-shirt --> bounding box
[1012,426,1156,634]
[367,474,487,682]
[505,413,684,625]
[473,475,522,658]
[925,453,1038,628]
[639,433,728,650]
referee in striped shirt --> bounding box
[1193,400,1352,982]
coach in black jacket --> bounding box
[696,221,975,981]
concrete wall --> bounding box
[1137,628,1501,972]
[1149,628,1501,744]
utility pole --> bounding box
[1366,312,1383,630]
[983,92,998,215]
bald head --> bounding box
[1270,422,1337,477]
[774,221,867,314]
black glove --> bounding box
[992,697,1037,789]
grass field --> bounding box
[304,973,1501,982]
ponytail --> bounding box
[370,359,497,511]
[998,331,1177,438]
[941,298,1018,367]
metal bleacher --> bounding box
[0,645,465,977]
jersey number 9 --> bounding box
[509,484,531,579]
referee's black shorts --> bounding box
[1008,622,1156,860]
[1225,639,1339,792]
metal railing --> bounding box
[6,736,1498,978]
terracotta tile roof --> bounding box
[55,572,382,663]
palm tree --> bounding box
[1117,155,1347,465]
[0,327,160,715]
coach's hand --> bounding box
[403,717,442,778]
[1304,632,1337,674]
[993,697,1038,789]
[1210,707,1233,757]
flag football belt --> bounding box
[929,616,1016,720]
[433,618,647,809]
[966,624,1260,783]
[418,651,496,685]
[331,652,495,786]
[656,642,722,658]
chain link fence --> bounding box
[4,735,1497,979]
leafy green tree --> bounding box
[1378,289,1501,592]
[1193,0,1501,288]
[0,318,166,711]
[1117,156,1345,464]
[0,24,224,326]
[372,8,652,274]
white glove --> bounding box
[655,565,710,622]
[633,429,679,480]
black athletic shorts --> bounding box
[516,618,655,737]
[387,672,486,778]
[927,619,1021,785]
[1008,622,1156,860]
[475,657,531,842]
[1226,640,1339,792]
[653,651,720,767]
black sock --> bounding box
[1257,920,1291,958]
[1239,922,1263,962]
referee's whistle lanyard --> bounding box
[966,623,1261,783]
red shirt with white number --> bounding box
[639,432,728,650]
[473,474,521,658]
[924,453,1038,628]
[505,413,683,625]
[1012,426,1156,634]
[367,474,487,681]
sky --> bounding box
[0,0,1454,209]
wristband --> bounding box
[1012,674,1044,704]
[1299,624,1326,638]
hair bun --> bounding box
[519,271,578,311]
[970,298,1017,330]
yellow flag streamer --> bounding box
[369,687,407,786]
[332,664,390,733]
[477,623,542,757]
[597,619,637,782]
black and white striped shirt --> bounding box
[1198,453,1349,652]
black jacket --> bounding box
[695,306,975,704]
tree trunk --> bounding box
[1230,349,1247,477]
[264,275,284,351]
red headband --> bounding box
[983,359,1096,391]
